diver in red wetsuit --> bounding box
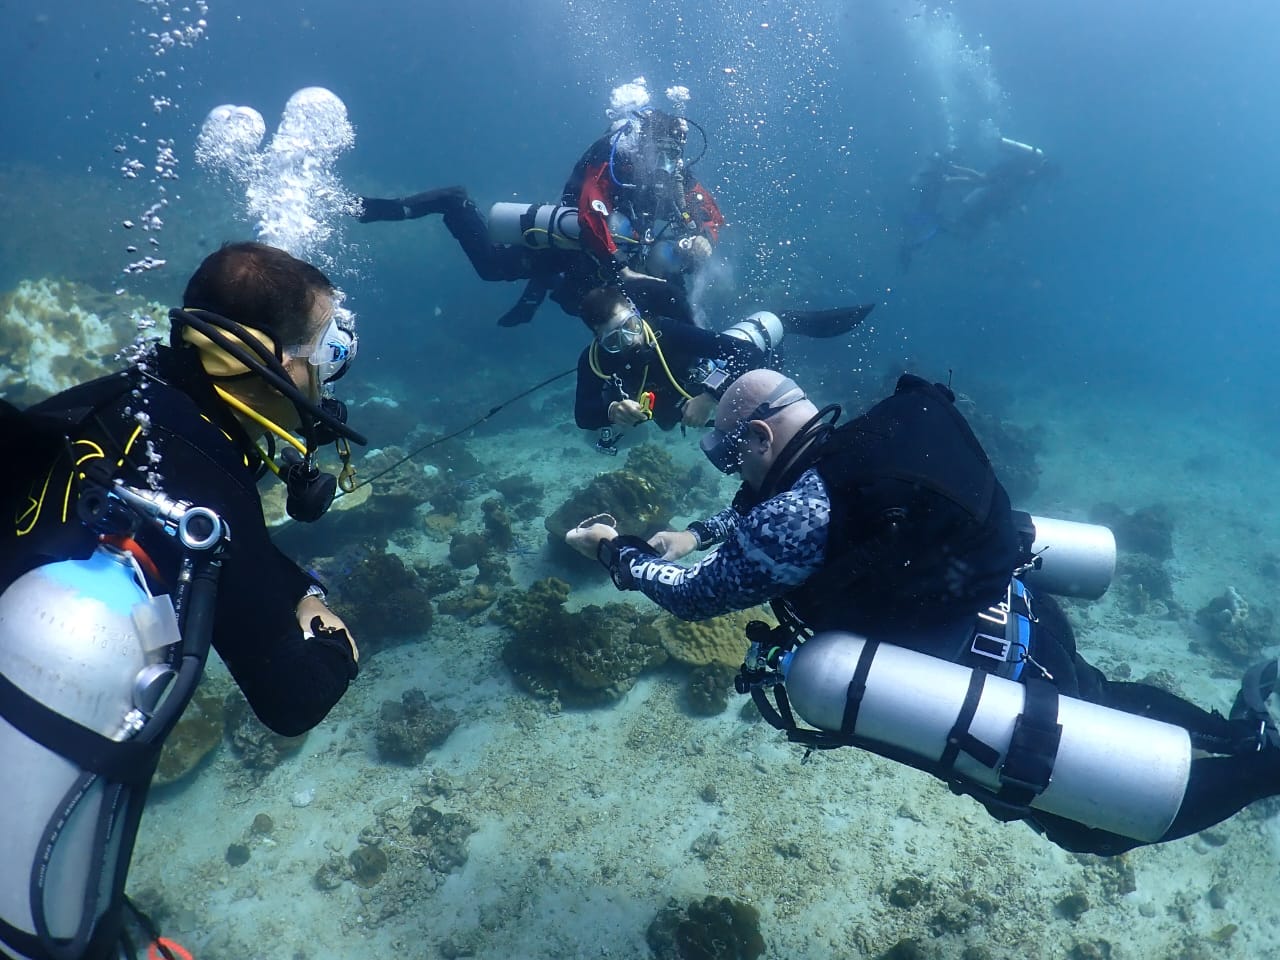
[560,109,724,302]
[355,109,725,327]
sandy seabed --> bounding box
[128,382,1280,960]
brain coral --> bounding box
[653,607,776,668]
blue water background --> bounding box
[4,0,1279,426]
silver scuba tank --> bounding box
[722,311,784,356]
[488,202,638,252]
[780,631,1191,842]
[488,202,582,249]
[1021,514,1116,600]
[0,545,180,959]
[999,136,1044,159]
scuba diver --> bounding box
[898,137,1056,270]
[566,368,1280,855]
[0,242,366,960]
[355,108,724,327]
[574,285,876,454]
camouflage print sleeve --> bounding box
[624,469,830,620]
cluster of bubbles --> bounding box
[606,76,656,154]
[903,1,1007,151]
[194,87,359,270]
[116,0,210,282]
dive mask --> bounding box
[598,312,645,354]
[299,304,358,384]
[698,379,807,475]
[652,137,684,175]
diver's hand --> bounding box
[678,235,713,264]
[680,392,717,428]
[609,399,649,426]
[298,594,359,663]
[648,529,698,561]
[566,522,618,559]
[619,266,664,284]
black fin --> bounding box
[779,303,876,338]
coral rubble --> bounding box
[374,689,459,765]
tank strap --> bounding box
[840,638,878,735]
[518,203,539,242]
[939,671,1001,772]
[750,684,796,733]
[0,670,161,786]
[938,674,1065,821]
[995,678,1063,807]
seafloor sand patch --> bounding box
[128,384,1280,960]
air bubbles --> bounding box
[115,1,210,279]
[196,104,267,168]
[123,256,167,274]
[195,88,358,268]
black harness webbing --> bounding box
[0,671,160,786]
[939,670,1001,771]
[841,638,878,735]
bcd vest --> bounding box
[782,374,1019,639]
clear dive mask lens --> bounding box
[652,137,683,175]
[598,313,644,354]
[699,422,748,475]
[307,307,358,384]
[698,379,807,475]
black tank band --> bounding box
[0,671,160,786]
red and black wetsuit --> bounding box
[560,133,725,275]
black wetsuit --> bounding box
[0,345,356,737]
[600,375,1279,854]
[574,317,764,431]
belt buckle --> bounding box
[971,631,1011,662]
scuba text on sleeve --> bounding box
[774,631,1191,843]
[0,482,227,960]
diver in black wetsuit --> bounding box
[899,137,1056,269]
[573,286,877,449]
[0,242,369,960]
[567,368,1280,855]
[574,286,765,437]
[1,242,365,735]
